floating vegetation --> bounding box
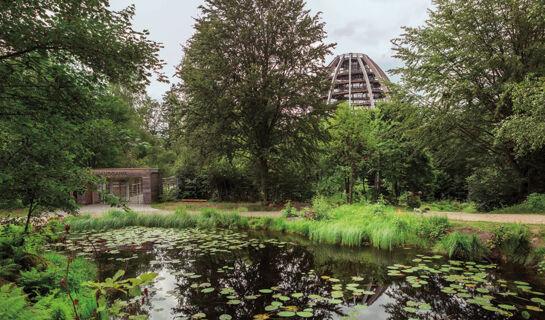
[50,227,545,319]
[385,255,545,319]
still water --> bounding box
[63,227,545,319]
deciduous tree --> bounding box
[177,0,335,201]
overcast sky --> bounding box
[110,0,433,100]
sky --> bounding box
[110,0,433,100]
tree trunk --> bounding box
[349,165,355,204]
[258,156,269,202]
[24,200,35,234]
[374,170,380,201]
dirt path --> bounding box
[424,211,545,224]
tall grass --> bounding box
[70,209,249,232]
[491,224,532,264]
[438,232,489,261]
[250,203,449,249]
[70,205,449,251]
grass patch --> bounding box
[68,204,545,264]
[151,201,265,212]
[71,205,449,251]
[69,209,250,232]
[491,224,532,264]
[437,232,489,261]
[0,208,27,218]
[421,200,478,213]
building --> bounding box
[326,53,390,108]
[77,168,162,205]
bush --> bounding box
[407,194,421,209]
[497,193,545,213]
[311,196,332,220]
[281,200,298,218]
[468,166,521,211]
[416,215,449,242]
[371,196,386,215]
[160,186,180,202]
[491,225,532,263]
[523,193,545,211]
[438,232,489,261]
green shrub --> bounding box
[496,193,545,213]
[105,209,137,219]
[160,186,180,202]
[281,200,298,218]
[523,193,545,211]
[416,215,449,242]
[468,166,521,211]
[407,194,421,209]
[491,225,532,264]
[311,196,332,220]
[438,232,489,261]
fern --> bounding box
[0,284,49,320]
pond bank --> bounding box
[65,205,545,268]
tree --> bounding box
[0,0,164,232]
[328,104,376,204]
[391,0,545,208]
[177,0,335,201]
[497,76,545,157]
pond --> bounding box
[57,227,545,319]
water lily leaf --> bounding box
[354,305,368,310]
[265,305,278,311]
[498,304,516,310]
[526,305,543,312]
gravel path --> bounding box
[424,211,545,224]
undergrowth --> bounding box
[437,232,489,261]
[71,205,449,251]
[0,224,97,320]
[494,193,545,214]
[491,224,532,264]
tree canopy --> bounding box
[177,0,335,201]
[391,0,545,210]
[0,0,165,231]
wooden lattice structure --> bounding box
[326,53,390,108]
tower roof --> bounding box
[326,53,389,108]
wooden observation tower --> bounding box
[326,53,390,108]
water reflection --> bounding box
[66,228,545,320]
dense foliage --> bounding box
[0,0,165,229]
[176,0,334,201]
[390,0,545,210]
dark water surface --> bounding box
[61,227,545,320]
